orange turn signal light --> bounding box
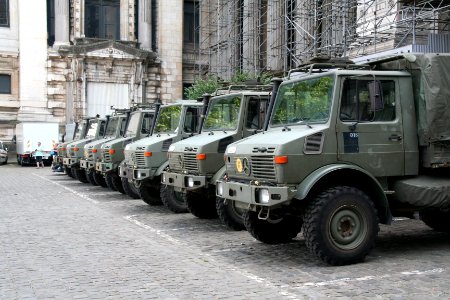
[144,151,152,157]
[274,155,288,164]
[196,153,206,160]
[109,149,116,155]
[74,147,79,151]
[92,149,97,153]
[61,147,66,151]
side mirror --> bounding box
[368,80,384,112]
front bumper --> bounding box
[80,159,95,170]
[215,180,296,207]
[161,171,207,192]
[63,157,79,167]
[95,162,117,173]
[119,165,152,181]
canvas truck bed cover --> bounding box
[393,175,450,208]
[377,53,450,145]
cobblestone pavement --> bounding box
[1,163,450,299]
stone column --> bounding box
[120,0,130,40]
[138,0,152,50]
[54,0,70,47]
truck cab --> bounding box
[162,87,271,225]
[119,100,204,204]
[58,118,90,176]
[95,106,156,193]
[63,116,108,181]
[80,111,129,186]
[217,55,450,265]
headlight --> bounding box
[217,182,223,196]
[187,177,194,188]
[84,150,89,157]
[162,174,166,183]
[258,189,270,204]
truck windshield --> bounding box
[104,117,120,137]
[74,121,88,140]
[124,112,140,137]
[154,105,182,134]
[271,76,334,126]
[85,120,98,139]
[203,96,241,131]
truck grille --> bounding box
[183,153,198,172]
[87,149,94,160]
[168,152,198,172]
[250,155,276,180]
[135,151,147,168]
[102,150,112,163]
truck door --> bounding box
[336,77,405,176]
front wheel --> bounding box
[139,178,162,205]
[122,177,141,199]
[185,190,218,219]
[216,198,245,231]
[160,185,188,213]
[303,186,379,266]
[86,169,98,186]
[244,210,302,244]
[105,172,117,191]
[75,168,88,183]
[94,172,107,187]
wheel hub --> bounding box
[329,206,366,250]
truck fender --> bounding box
[210,165,227,185]
[295,164,392,224]
[154,160,170,177]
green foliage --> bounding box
[272,76,334,125]
[184,76,221,100]
[204,96,241,130]
[155,105,182,133]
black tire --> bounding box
[71,167,78,179]
[121,177,141,199]
[303,186,379,266]
[75,168,88,183]
[65,166,73,178]
[86,169,98,186]
[216,197,245,230]
[160,185,188,213]
[185,190,218,219]
[139,178,162,205]
[110,172,125,194]
[420,209,450,233]
[94,172,107,188]
[105,172,117,191]
[244,210,302,244]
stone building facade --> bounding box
[0,0,199,141]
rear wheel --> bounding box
[160,185,188,213]
[139,178,162,205]
[86,169,98,186]
[121,177,141,199]
[185,190,218,219]
[94,172,107,187]
[244,210,302,244]
[216,197,245,231]
[303,186,379,266]
[420,209,450,233]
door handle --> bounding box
[389,134,402,141]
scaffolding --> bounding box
[195,0,450,79]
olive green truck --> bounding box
[216,53,450,265]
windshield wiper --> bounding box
[282,124,291,131]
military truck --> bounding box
[216,53,450,265]
[57,118,91,177]
[80,110,129,186]
[95,105,157,193]
[63,116,108,182]
[161,86,271,227]
[119,100,204,204]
